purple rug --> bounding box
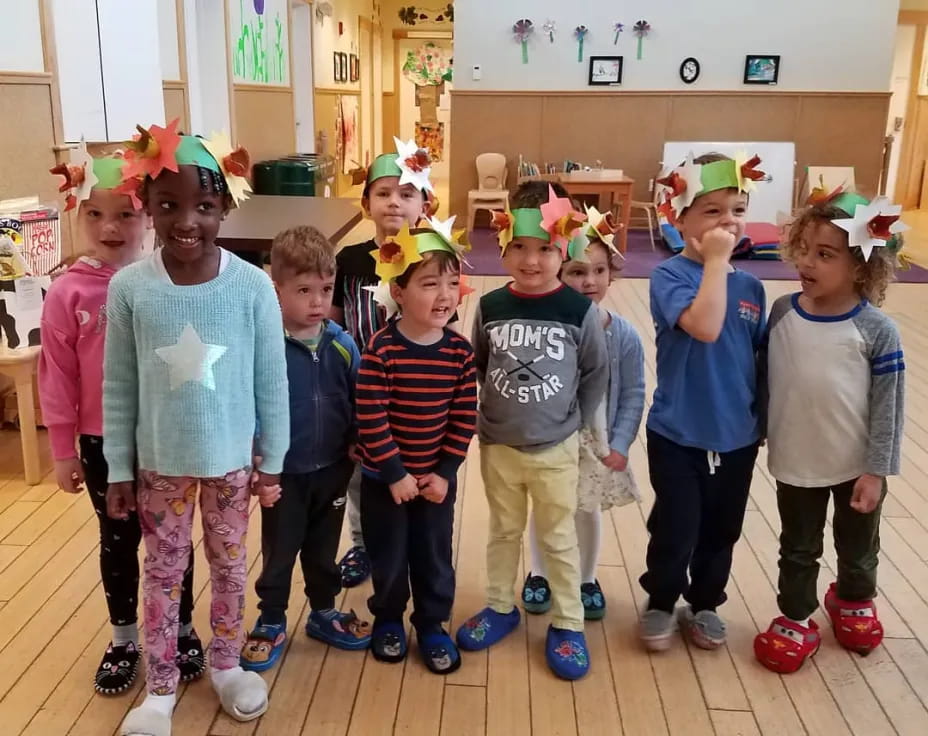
[466,229,928,284]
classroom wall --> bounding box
[454,0,899,92]
[449,0,900,221]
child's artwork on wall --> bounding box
[403,42,452,160]
[339,95,359,176]
[632,20,651,60]
[230,0,290,85]
[415,122,445,162]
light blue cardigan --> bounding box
[604,310,645,456]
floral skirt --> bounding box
[577,427,640,513]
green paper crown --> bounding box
[511,208,550,242]
[367,153,402,186]
[829,192,870,217]
[175,136,221,173]
[91,157,127,190]
[698,160,741,196]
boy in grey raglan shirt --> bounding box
[456,181,608,681]
[755,194,905,674]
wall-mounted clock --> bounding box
[680,57,700,84]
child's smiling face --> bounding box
[145,166,228,262]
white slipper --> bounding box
[120,705,172,736]
[215,669,268,722]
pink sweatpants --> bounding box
[138,467,251,695]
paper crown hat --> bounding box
[120,119,252,206]
[804,188,909,263]
[368,215,468,283]
[566,205,623,262]
[49,140,143,212]
[364,136,434,193]
[655,152,766,223]
[491,184,586,256]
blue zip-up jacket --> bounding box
[283,319,360,474]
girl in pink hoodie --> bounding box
[39,150,203,695]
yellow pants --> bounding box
[481,434,583,631]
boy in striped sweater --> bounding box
[356,221,477,674]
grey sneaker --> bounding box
[639,609,676,652]
[679,607,727,650]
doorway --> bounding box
[291,1,315,152]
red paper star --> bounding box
[656,171,686,198]
[867,213,900,241]
[404,148,431,172]
[123,119,181,180]
[740,155,765,182]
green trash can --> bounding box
[252,154,336,197]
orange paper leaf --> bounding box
[491,211,512,231]
[867,213,900,241]
[656,171,686,198]
[379,240,402,263]
[404,148,431,172]
[223,146,251,177]
[740,155,765,182]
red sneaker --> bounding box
[753,616,821,674]
[823,582,883,654]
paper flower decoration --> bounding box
[490,206,514,253]
[807,175,845,207]
[584,205,619,253]
[49,138,98,212]
[373,223,423,281]
[112,170,144,211]
[123,119,182,180]
[425,214,470,262]
[540,184,586,254]
[832,197,909,262]
[364,281,400,320]
[574,25,589,62]
[656,154,702,216]
[734,151,765,194]
[393,136,434,192]
[202,131,253,206]
[542,19,556,43]
[613,22,624,45]
[513,19,534,64]
[633,20,651,60]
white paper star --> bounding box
[155,323,227,390]
[832,197,909,262]
[364,282,399,320]
[74,138,98,207]
[425,214,456,242]
[393,136,434,192]
[676,153,703,211]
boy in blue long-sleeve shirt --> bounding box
[241,226,372,673]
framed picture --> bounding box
[743,55,780,85]
[588,56,623,86]
[339,52,348,82]
[350,53,359,82]
[333,51,341,81]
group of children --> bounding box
[36,124,904,735]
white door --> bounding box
[291,2,315,152]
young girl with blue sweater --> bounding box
[103,123,289,736]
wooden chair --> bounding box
[467,153,509,231]
[628,200,658,251]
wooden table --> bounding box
[217,195,363,252]
[559,173,635,254]
[0,346,42,485]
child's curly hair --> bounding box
[782,202,898,306]
[510,179,571,209]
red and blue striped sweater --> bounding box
[356,321,477,484]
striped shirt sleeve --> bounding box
[859,310,905,477]
[435,346,478,480]
[356,341,408,484]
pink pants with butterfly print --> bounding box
[137,467,251,695]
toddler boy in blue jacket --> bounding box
[241,226,372,672]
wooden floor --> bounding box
[3,275,928,736]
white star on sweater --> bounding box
[155,324,227,390]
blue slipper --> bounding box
[581,580,606,621]
[338,546,371,588]
[306,609,372,650]
[240,618,287,672]
[417,627,461,674]
[545,625,590,680]
[522,574,552,614]
[371,620,407,663]
[455,607,521,651]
